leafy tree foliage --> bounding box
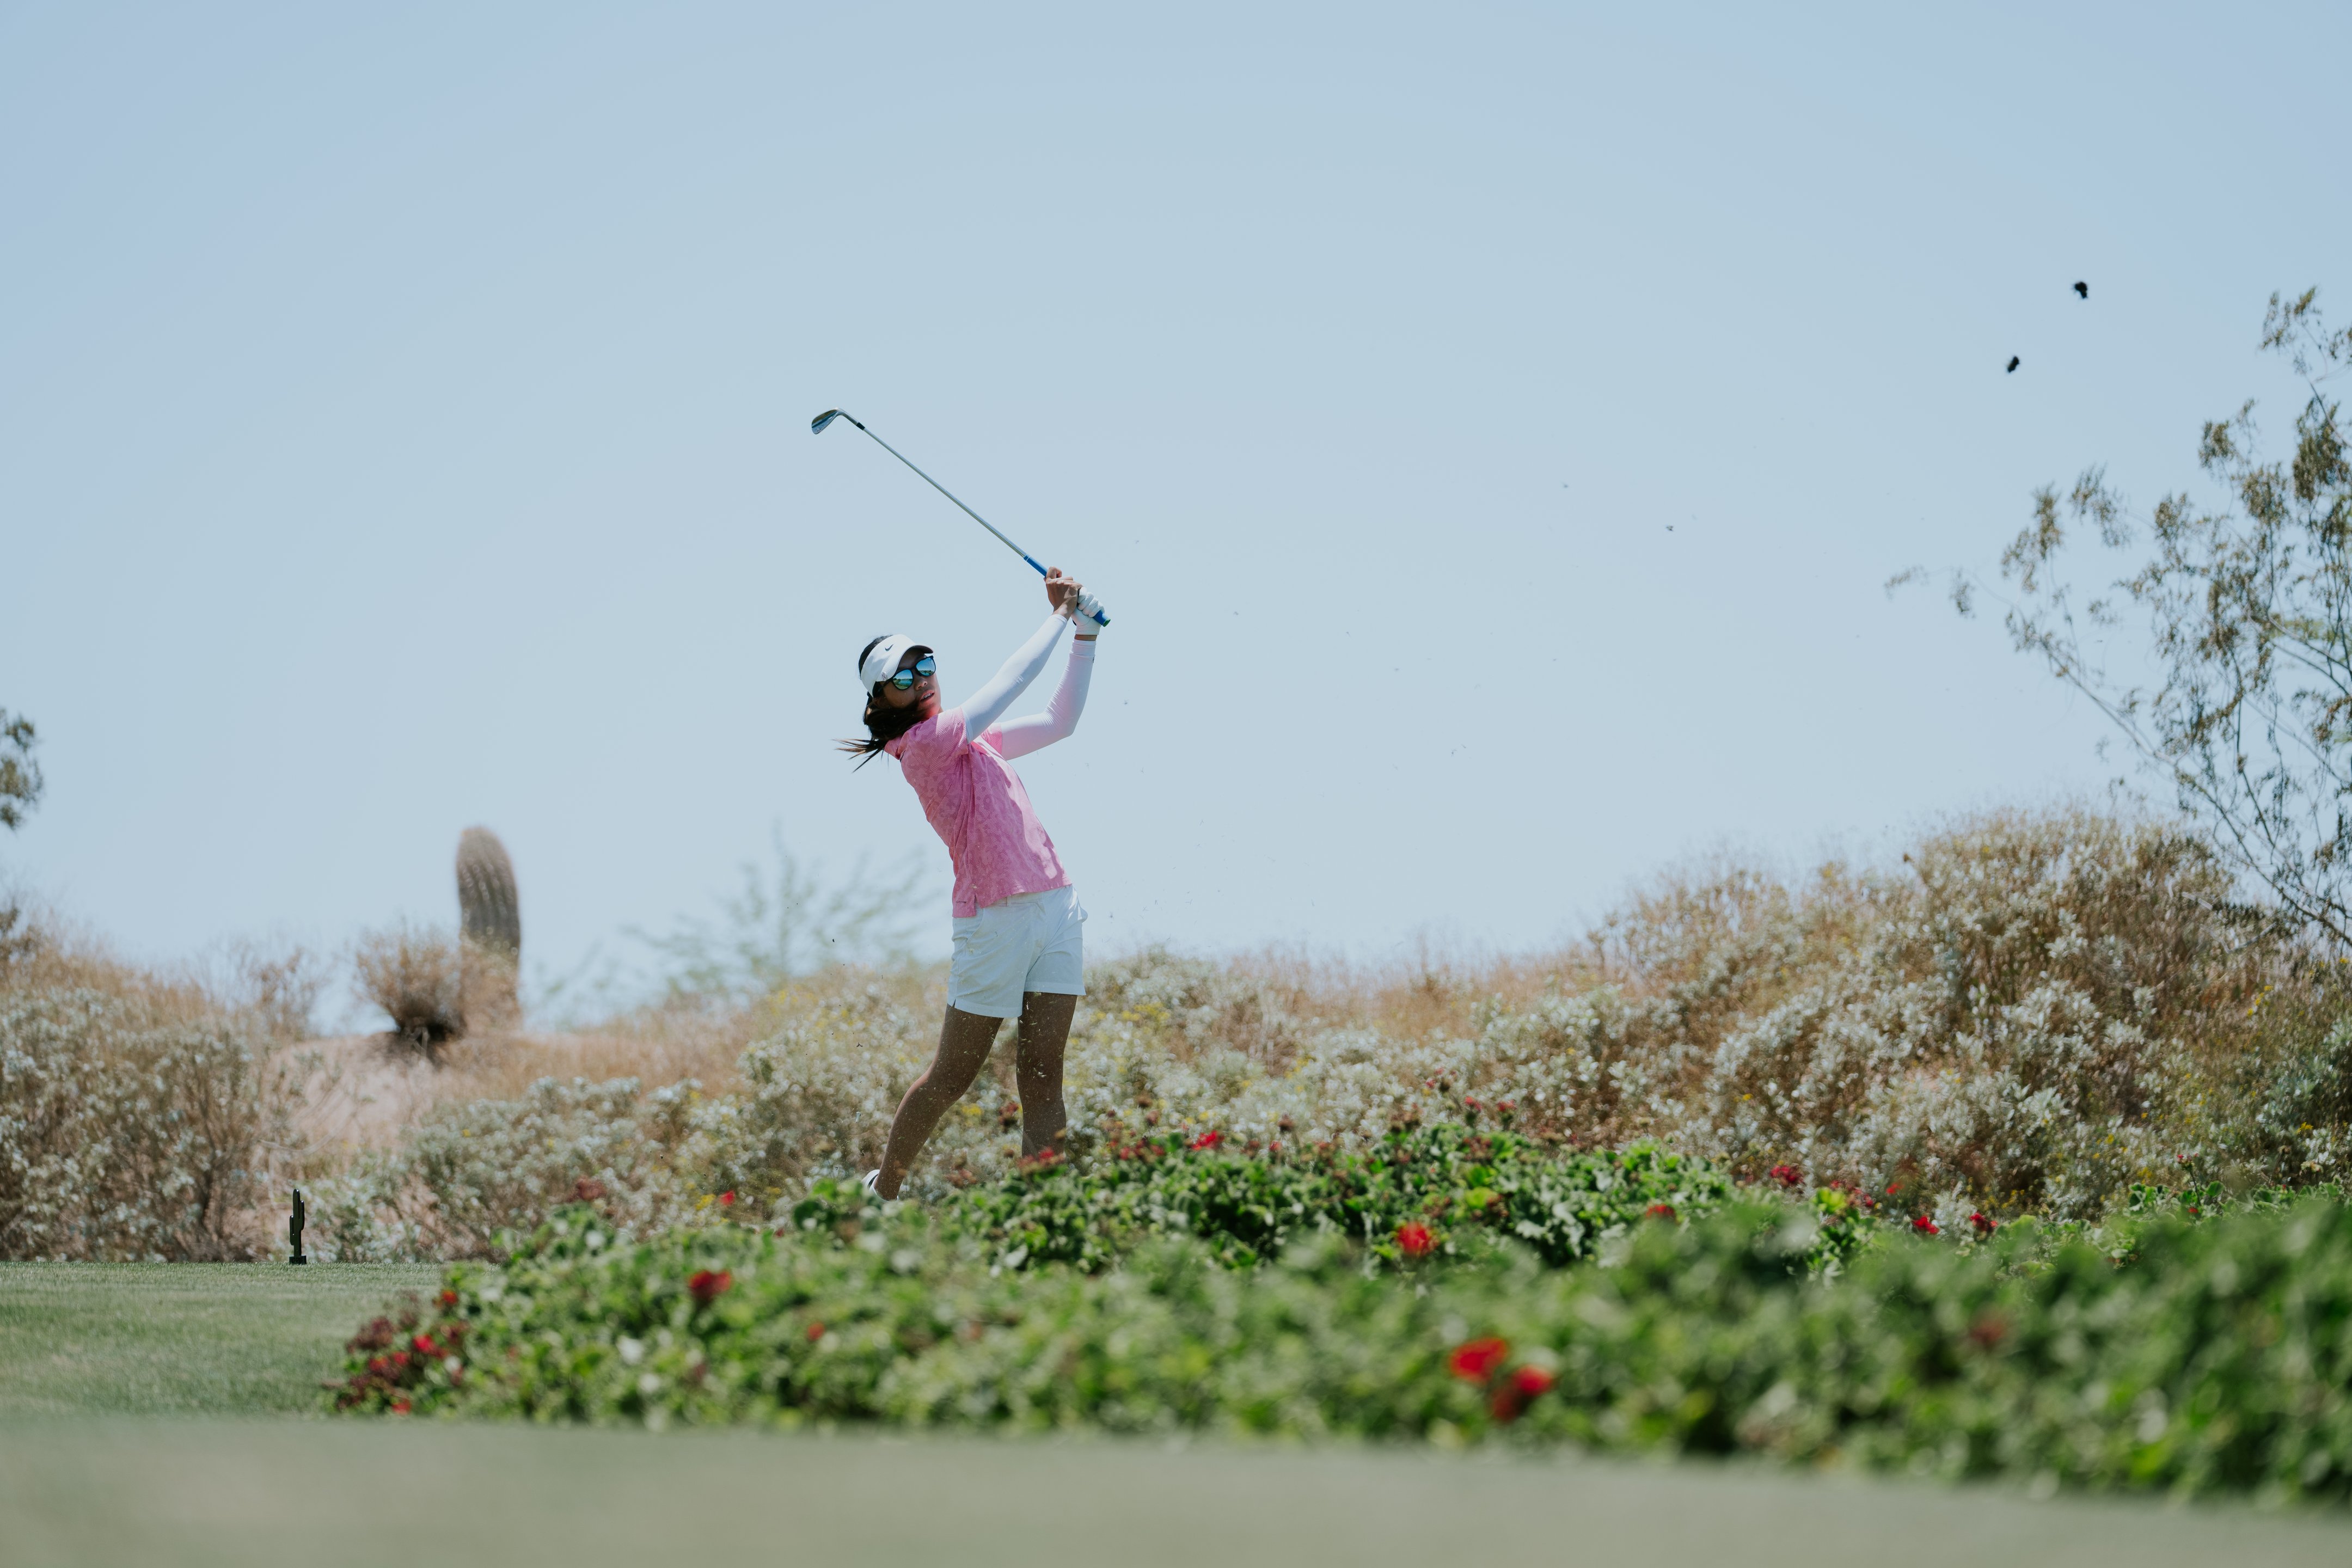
[1965,290,2352,944]
[0,710,38,832]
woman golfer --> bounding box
[844,569,1102,1199]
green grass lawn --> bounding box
[2,1262,2349,1568]
[0,1263,439,1417]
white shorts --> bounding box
[947,885,1086,1020]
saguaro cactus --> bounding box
[456,826,521,1030]
[456,827,520,957]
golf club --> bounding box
[812,408,1111,626]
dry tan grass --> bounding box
[289,1019,773,1157]
[434,1014,762,1104]
[1211,942,1602,1052]
[317,965,945,1130]
[4,924,225,1028]
[1,913,328,1044]
[288,1034,453,1154]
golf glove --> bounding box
[1073,591,1106,630]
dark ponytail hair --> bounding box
[837,638,933,768]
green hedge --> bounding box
[799,1123,1781,1273]
[333,1183,2352,1502]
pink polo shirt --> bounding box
[886,708,1070,917]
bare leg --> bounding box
[875,1006,1003,1199]
[1015,991,1076,1158]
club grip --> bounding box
[1026,554,1108,624]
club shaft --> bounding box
[835,415,1108,625]
[854,427,1040,571]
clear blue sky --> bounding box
[5,2,2346,1008]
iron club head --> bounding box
[811,408,861,436]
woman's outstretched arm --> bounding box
[993,636,1094,758]
[954,610,1070,741]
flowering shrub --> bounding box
[335,1192,2352,1501]
[0,987,303,1259]
[685,984,964,1205]
[304,1075,710,1261]
[1447,1337,1509,1381]
[23,805,2352,1262]
[314,808,2352,1258]
[329,1289,472,1413]
[2117,1177,2349,1233]
[793,1120,1745,1275]
[1460,1349,1559,1423]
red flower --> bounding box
[718,1191,736,1208]
[389,1351,409,1369]
[805,1321,825,1342]
[1969,1211,1996,1237]
[1645,1203,1676,1222]
[390,1400,411,1414]
[1886,1183,1901,1196]
[1912,1215,1939,1235]
[1768,1163,1804,1190]
[1449,1337,1509,1381]
[1187,1130,1223,1151]
[573,1177,607,1203]
[438,1289,459,1309]
[1511,1365,1554,1397]
[688,1269,733,1306]
[1395,1222,1435,1258]
[412,1333,442,1357]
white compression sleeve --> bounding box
[993,638,1095,759]
[954,610,1070,742]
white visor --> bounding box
[857,634,927,694]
